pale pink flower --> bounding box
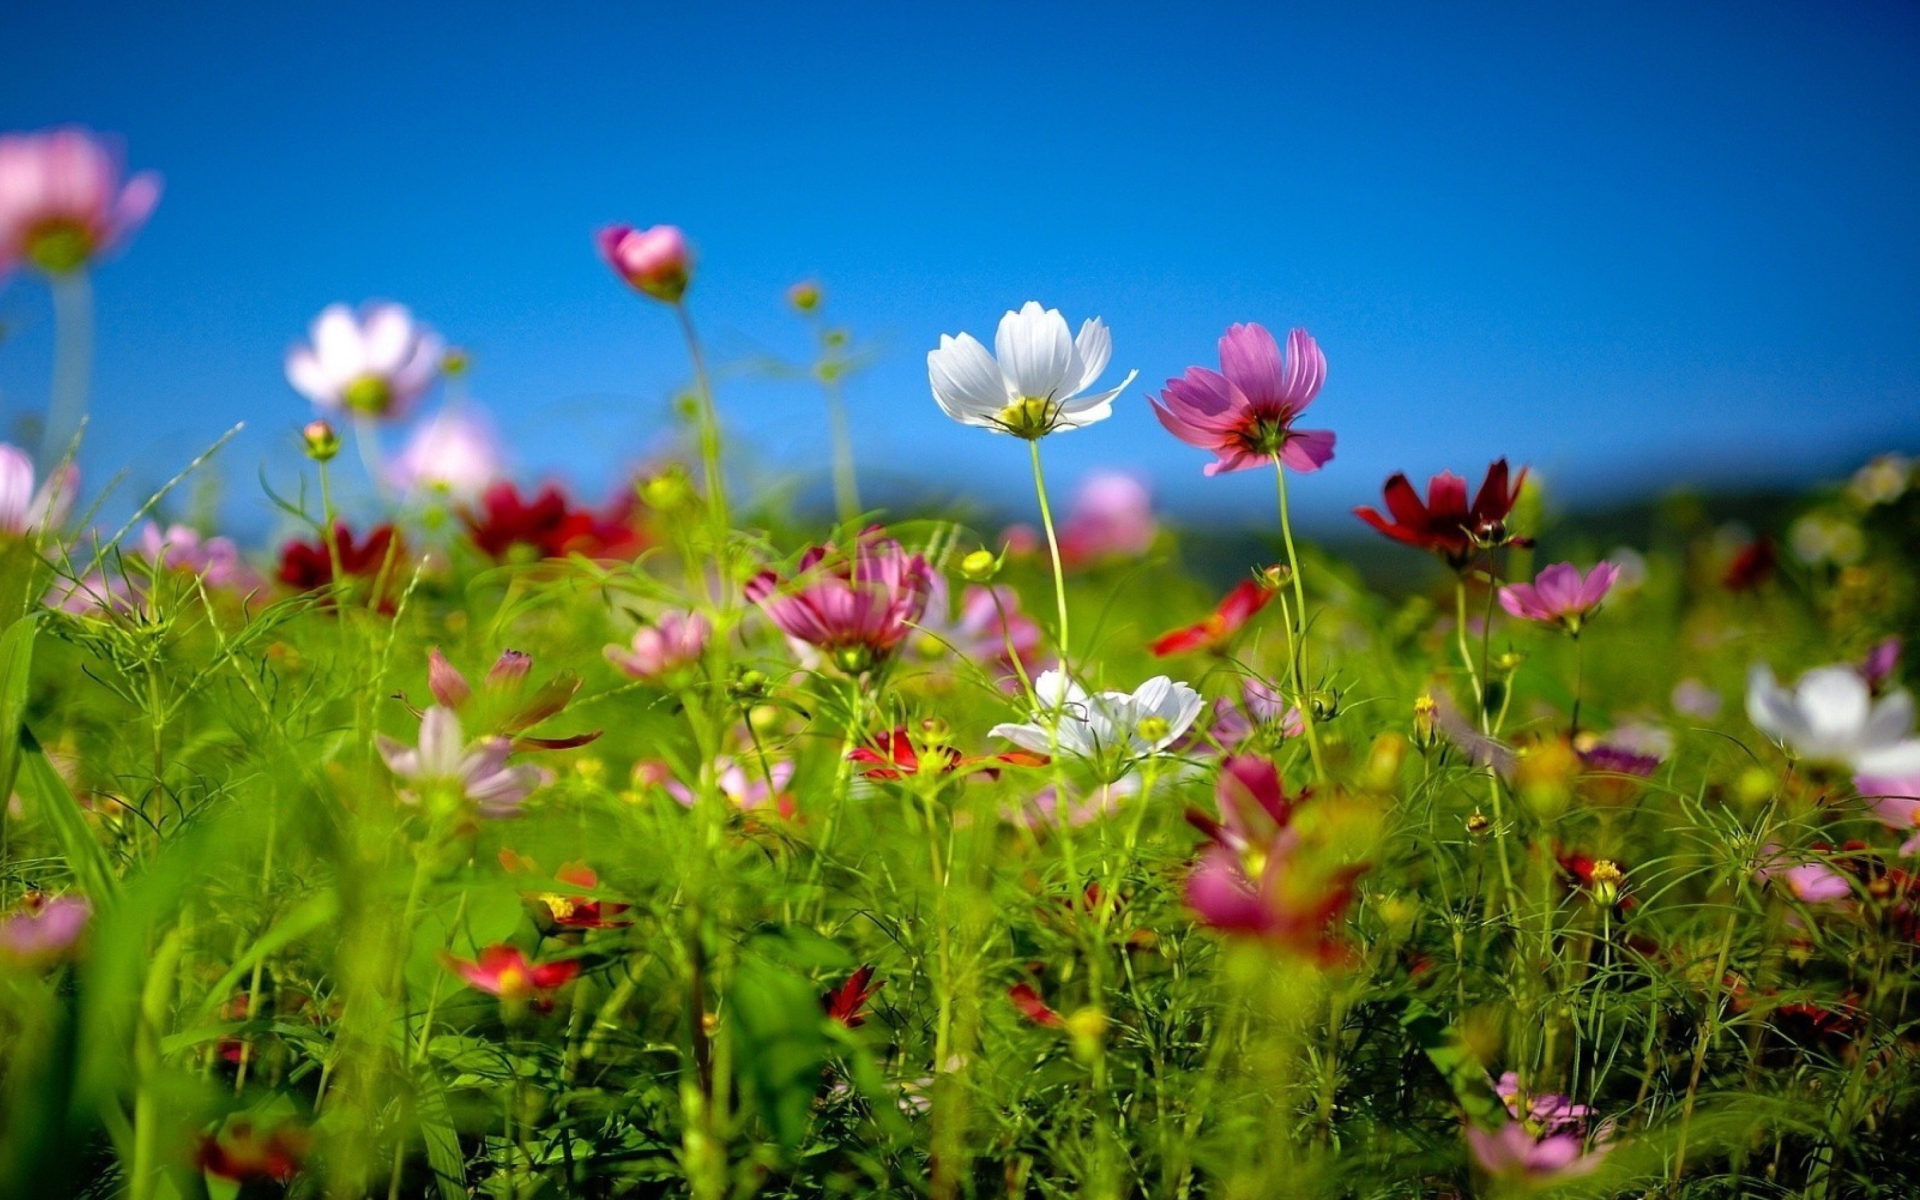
[377,706,548,818]
[285,302,443,420]
[605,611,711,680]
[665,757,796,814]
[390,405,501,502]
[1672,678,1723,720]
[1498,562,1620,631]
[0,127,161,275]
[1466,1122,1606,1182]
[596,224,691,302]
[0,443,77,537]
[1754,845,1853,904]
[1151,324,1335,476]
[1057,472,1157,566]
[136,522,259,591]
[912,575,1042,682]
[1856,771,1920,855]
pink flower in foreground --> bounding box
[1754,845,1853,904]
[0,127,161,275]
[596,224,691,303]
[744,532,934,673]
[1466,1122,1606,1182]
[1498,562,1620,633]
[0,894,90,965]
[1151,324,1335,476]
[376,706,548,818]
[285,302,444,420]
[605,611,711,681]
[445,945,579,1010]
[0,443,77,537]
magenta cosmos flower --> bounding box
[1466,1121,1607,1182]
[0,894,91,965]
[1498,561,1620,632]
[0,127,161,276]
[605,610,711,681]
[596,224,692,302]
[744,532,934,673]
[1151,324,1335,476]
[1858,770,1920,855]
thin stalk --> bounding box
[673,301,732,607]
[1569,632,1586,737]
[1028,439,1071,665]
[1270,457,1327,779]
[1453,576,1484,727]
[38,270,93,474]
[352,417,388,500]
[1673,903,1741,1185]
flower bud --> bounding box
[442,347,470,377]
[1065,1006,1108,1064]
[1257,563,1291,591]
[1412,694,1440,750]
[1587,859,1624,908]
[302,420,341,463]
[596,224,692,303]
[959,549,999,582]
[1465,810,1491,837]
[787,280,822,312]
[640,465,695,510]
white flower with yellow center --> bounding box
[927,302,1135,439]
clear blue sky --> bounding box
[2,0,1917,532]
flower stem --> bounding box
[1453,577,1485,727]
[1569,632,1586,738]
[1028,439,1070,665]
[674,301,733,607]
[38,270,93,475]
[1270,457,1327,780]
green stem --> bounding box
[38,270,93,475]
[674,301,732,607]
[1028,439,1071,665]
[1271,457,1327,780]
[1453,576,1485,728]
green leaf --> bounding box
[1399,999,1506,1130]
[727,956,831,1153]
[0,614,36,812]
[17,724,118,905]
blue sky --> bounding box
[2,0,1917,532]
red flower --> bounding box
[1150,579,1274,656]
[464,482,646,561]
[1722,535,1777,592]
[542,863,633,931]
[275,522,402,608]
[1353,459,1528,569]
[1007,981,1064,1028]
[445,945,579,1011]
[823,965,884,1028]
[847,727,1045,781]
[196,1120,311,1183]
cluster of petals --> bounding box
[1745,663,1920,775]
[0,127,160,276]
[1858,771,1920,855]
[425,647,597,752]
[912,576,1042,682]
[927,302,1134,439]
[1498,561,1620,631]
[275,521,402,606]
[49,521,259,615]
[195,1120,311,1185]
[391,405,501,502]
[745,533,934,671]
[462,481,644,561]
[534,863,632,931]
[1355,459,1528,568]
[1150,578,1275,656]
[849,727,1043,783]
[596,223,691,302]
[606,610,711,681]
[446,944,580,1008]
[989,669,1203,767]
[1466,1071,1612,1181]
[1205,677,1304,751]
[285,302,443,420]
[377,706,548,818]
[823,965,883,1028]
[0,443,76,537]
[1151,324,1335,476]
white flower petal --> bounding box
[995,302,1074,402]
[928,333,1008,425]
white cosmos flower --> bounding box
[286,301,443,420]
[1746,663,1920,775]
[990,669,1202,763]
[390,404,501,502]
[928,302,1136,438]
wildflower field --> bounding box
[4,127,1920,1200]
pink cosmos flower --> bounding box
[390,405,501,502]
[1151,324,1335,476]
[1754,845,1853,904]
[376,706,549,818]
[1861,637,1902,694]
[605,611,711,681]
[0,128,161,276]
[0,443,77,537]
[596,224,691,302]
[744,532,934,673]
[136,522,259,591]
[285,302,443,420]
[1466,1122,1607,1182]
[1058,472,1157,565]
[1205,679,1305,751]
[0,894,90,964]
[665,757,796,815]
[423,648,599,752]
[1493,1072,1599,1135]
[1856,771,1920,855]
[1498,562,1620,632]
[912,576,1043,685]
[445,945,579,1010]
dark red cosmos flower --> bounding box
[1721,535,1777,593]
[1353,459,1529,569]
[540,863,632,931]
[1007,981,1064,1028]
[464,481,645,561]
[823,965,884,1028]
[847,727,1046,781]
[276,522,402,608]
[196,1120,312,1183]
[1150,579,1275,657]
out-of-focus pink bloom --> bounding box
[285,302,443,420]
[1498,562,1620,632]
[1057,471,1157,566]
[1493,1072,1598,1135]
[1150,579,1274,656]
[390,405,501,502]
[1672,678,1723,721]
[1755,846,1853,904]
[606,611,711,681]
[0,894,90,964]
[0,443,77,537]
[1151,324,1335,476]
[1862,637,1903,694]
[596,224,691,303]
[1466,1121,1606,1182]
[666,757,796,816]
[744,532,934,673]
[422,647,597,752]
[1006,776,1138,830]
[0,127,161,275]
[913,576,1042,682]
[136,522,259,591]
[445,945,579,1009]
[45,572,135,616]
[376,706,548,818]
[1206,680,1304,750]
[1186,755,1293,853]
[1856,771,1920,855]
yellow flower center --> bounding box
[997,396,1057,439]
[342,375,394,416]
